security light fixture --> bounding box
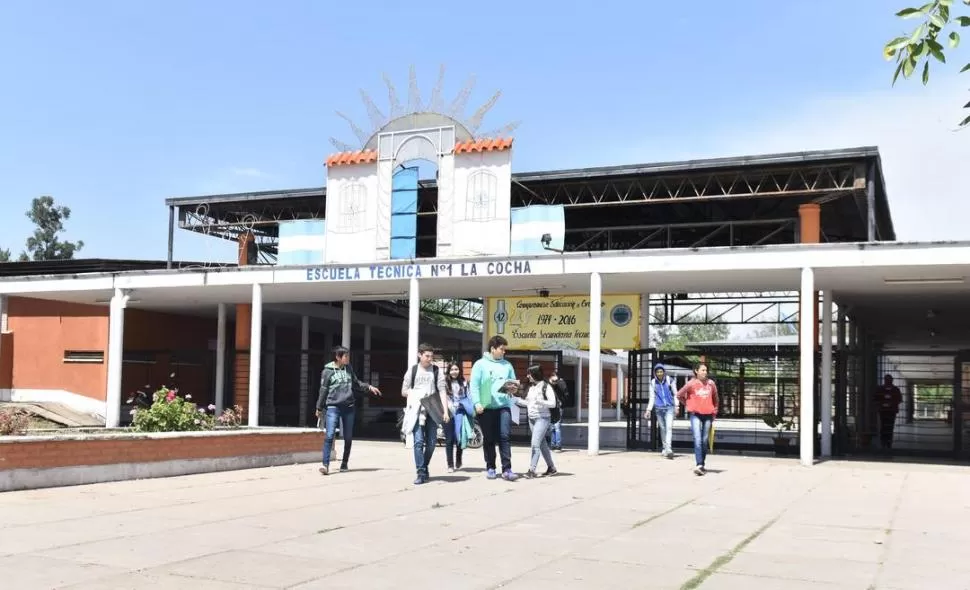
[540,233,563,254]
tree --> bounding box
[652,314,730,351]
[20,196,84,261]
[0,249,10,263]
[884,0,970,127]
[750,322,798,339]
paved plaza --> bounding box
[1,441,968,589]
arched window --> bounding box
[465,170,497,221]
[337,183,367,232]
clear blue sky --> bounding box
[0,1,944,261]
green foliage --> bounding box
[884,0,970,126]
[130,387,215,432]
[22,196,84,261]
[763,413,796,432]
[0,196,84,262]
[652,314,731,351]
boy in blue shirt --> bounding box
[470,335,519,481]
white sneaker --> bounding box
[693,465,704,476]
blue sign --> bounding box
[305,260,534,282]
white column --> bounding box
[615,363,625,421]
[588,272,603,456]
[248,283,263,427]
[105,288,130,428]
[214,303,227,413]
[574,359,583,422]
[262,324,276,424]
[0,294,8,332]
[341,301,352,348]
[298,315,310,425]
[820,290,833,458]
[481,297,490,352]
[408,278,420,361]
[639,294,651,349]
[799,268,815,467]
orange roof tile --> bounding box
[326,149,378,167]
[453,137,514,154]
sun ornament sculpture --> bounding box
[328,65,521,153]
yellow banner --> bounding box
[485,294,640,351]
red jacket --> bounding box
[677,378,718,416]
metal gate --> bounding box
[627,346,810,454]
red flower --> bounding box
[165,391,176,403]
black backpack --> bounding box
[547,382,563,423]
[409,363,440,391]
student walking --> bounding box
[676,363,718,476]
[645,363,678,458]
[400,343,450,485]
[315,346,382,475]
[470,335,520,481]
[444,362,470,471]
[517,365,558,478]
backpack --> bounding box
[409,363,440,393]
[547,382,563,423]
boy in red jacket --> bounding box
[677,363,718,476]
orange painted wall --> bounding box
[6,297,110,400]
[5,297,216,404]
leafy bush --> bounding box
[128,387,245,433]
[0,408,31,435]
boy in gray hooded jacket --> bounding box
[315,346,381,474]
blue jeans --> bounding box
[444,411,464,468]
[550,421,562,448]
[322,405,355,467]
[412,419,438,478]
[529,417,555,472]
[655,406,674,454]
[689,413,714,467]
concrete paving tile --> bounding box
[62,572,267,589]
[527,556,697,587]
[696,572,864,589]
[156,549,335,588]
[38,522,301,570]
[0,554,127,588]
[718,552,880,586]
[743,535,886,563]
[287,563,496,590]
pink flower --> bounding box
[165,391,176,402]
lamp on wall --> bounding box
[540,233,563,254]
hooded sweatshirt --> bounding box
[469,352,517,410]
[316,361,370,409]
[651,363,676,409]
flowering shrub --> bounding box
[128,387,246,433]
[217,405,244,428]
[0,408,31,435]
[129,387,214,432]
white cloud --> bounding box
[229,167,268,178]
[691,76,970,242]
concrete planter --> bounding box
[0,427,324,492]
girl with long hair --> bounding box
[516,364,558,478]
[444,362,469,472]
[676,362,719,476]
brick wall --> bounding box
[0,430,324,471]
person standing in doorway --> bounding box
[470,335,520,481]
[645,363,678,459]
[517,365,558,478]
[400,343,450,485]
[548,372,567,451]
[677,363,718,476]
[315,346,382,475]
[874,374,902,450]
